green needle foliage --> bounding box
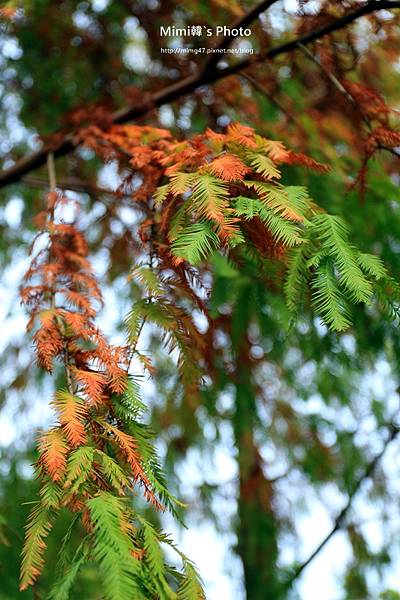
[87,493,143,600]
[171,222,220,265]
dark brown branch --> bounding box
[1,0,399,191]
[218,0,400,79]
[202,0,280,72]
[286,422,400,589]
[21,175,122,197]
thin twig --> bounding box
[297,41,400,159]
[1,1,399,189]
[126,317,147,373]
[46,153,76,394]
[126,195,157,373]
[241,72,303,130]
[22,175,123,197]
[202,0,280,72]
[297,42,362,113]
[46,152,56,193]
[286,422,400,588]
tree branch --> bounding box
[1,1,399,190]
[241,72,304,131]
[21,175,123,197]
[219,0,400,79]
[202,0,280,72]
[297,41,400,159]
[286,422,400,589]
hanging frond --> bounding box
[126,419,183,518]
[48,541,89,600]
[167,208,188,249]
[138,517,176,598]
[88,493,144,600]
[226,121,257,148]
[73,368,107,406]
[39,479,62,509]
[357,252,387,280]
[284,243,313,315]
[38,428,68,482]
[98,420,161,507]
[153,184,169,206]
[113,377,147,420]
[262,184,308,222]
[64,445,94,493]
[245,152,281,180]
[169,171,196,196]
[257,203,303,247]
[311,257,352,331]
[177,560,205,600]
[20,504,54,591]
[131,265,166,297]
[233,196,260,220]
[52,389,87,447]
[374,276,400,323]
[311,214,373,304]
[209,153,250,181]
[172,222,219,264]
[95,450,131,494]
[190,173,230,224]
